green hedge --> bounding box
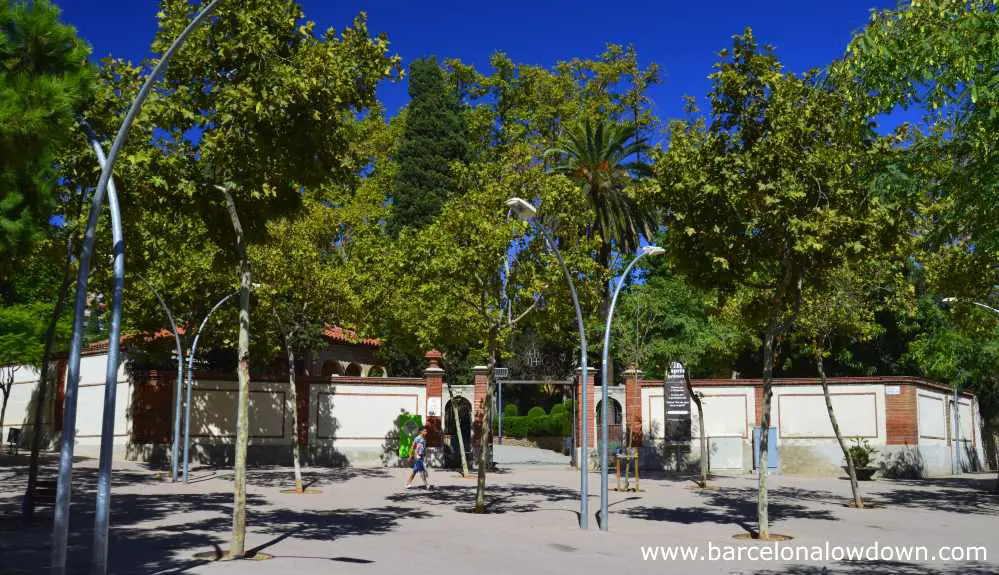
[504,404,518,417]
[527,406,547,418]
[496,412,571,438]
[550,404,566,416]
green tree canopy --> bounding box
[388,57,469,237]
[653,28,907,538]
[0,0,94,277]
[612,266,749,379]
[844,0,999,295]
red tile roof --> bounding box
[83,324,380,354]
[323,325,381,347]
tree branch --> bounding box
[508,298,539,327]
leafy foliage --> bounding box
[845,0,999,294]
[388,58,469,237]
[612,265,749,378]
[545,116,656,267]
[0,0,94,276]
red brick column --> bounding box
[885,382,917,445]
[755,385,765,427]
[423,350,444,444]
[576,367,596,448]
[624,366,643,446]
[472,365,489,445]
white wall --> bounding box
[642,384,754,470]
[914,387,988,475]
[308,380,426,466]
[1,353,131,459]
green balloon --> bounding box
[397,413,423,458]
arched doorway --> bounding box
[596,398,624,443]
[444,397,472,468]
[344,363,362,377]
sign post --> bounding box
[494,368,508,444]
[664,378,691,472]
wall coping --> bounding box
[131,370,425,386]
[639,375,976,398]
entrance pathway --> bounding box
[492,443,571,465]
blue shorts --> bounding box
[412,458,425,472]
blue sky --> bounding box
[59,0,911,134]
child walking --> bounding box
[405,426,431,489]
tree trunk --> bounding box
[23,242,75,521]
[818,350,862,508]
[0,371,11,438]
[474,336,498,513]
[223,189,251,558]
[683,365,707,488]
[447,383,469,476]
[287,345,304,493]
[757,319,778,539]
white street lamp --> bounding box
[506,197,589,529]
[598,244,665,530]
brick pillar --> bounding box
[576,367,596,448]
[755,385,765,427]
[423,350,444,445]
[624,365,643,447]
[885,382,917,445]
[472,365,489,445]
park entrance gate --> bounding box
[494,375,576,465]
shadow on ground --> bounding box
[750,561,997,574]
[617,485,841,534]
[191,466,393,488]
[386,482,581,514]
[1,483,431,575]
[868,477,999,516]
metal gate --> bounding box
[494,378,575,465]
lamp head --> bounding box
[641,245,666,257]
[505,197,537,221]
[942,297,958,304]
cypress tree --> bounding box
[0,0,94,270]
[388,58,468,237]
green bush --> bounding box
[549,404,566,416]
[846,436,878,468]
[498,412,572,438]
[527,406,546,418]
[504,404,518,417]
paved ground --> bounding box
[1,454,998,575]
[492,443,571,465]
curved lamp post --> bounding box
[90,142,124,575]
[600,245,665,530]
[134,274,185,483]
[506,197,589,529]
[941,297,999,476]
[183,291,238,483]
[50,3,223,573]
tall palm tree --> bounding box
[544,116,657,305]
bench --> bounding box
[6,427,20,456]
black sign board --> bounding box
[665,379,691,442]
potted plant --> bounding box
[844,437,879,480]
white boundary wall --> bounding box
[640,379,988,478]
